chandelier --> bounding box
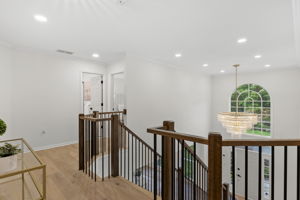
[217,64,258,134]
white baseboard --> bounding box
[34,140,78,151]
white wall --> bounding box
[0,47,107,148]
[0,45,12,140]
[125,56,211,154]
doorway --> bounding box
[111,72,125,111]
[82,73,103,114]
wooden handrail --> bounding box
[80,109,126,121]
[79,117,112,122]
[148,127,300,147]
[147,127,209,145]
[97,109,127,115]
[222,138,300,146]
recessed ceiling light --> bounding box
[92,53,100,58]
[265,64,271,68]
[175,53,182,58]
[220,70,225,73]
[254,55,262,59]
[237,38,248,44]
[34,14,48,23]
[202,64,208,67]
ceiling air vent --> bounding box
[56,49,74,55]
[116,0,127,5]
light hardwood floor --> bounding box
[36,144,155,200]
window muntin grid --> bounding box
[231,84,271,136]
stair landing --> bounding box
[36,144,156,200]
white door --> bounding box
[82,73,103,114]
[222,148,271,200]
[111,72,125,111]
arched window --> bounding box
[231,84,271,136]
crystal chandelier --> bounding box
[217,64,258,134]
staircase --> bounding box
[78,110,300,200]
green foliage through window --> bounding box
[231,84,271,136]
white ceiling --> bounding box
[0,0,299,74]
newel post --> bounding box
[79,114,84,170]
[162,121,175,200]
[208,133,222,200]
[111,114,120,177]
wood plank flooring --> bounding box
[36,144,155,200]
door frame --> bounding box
[110,71,125,111]
[81,72,104,114]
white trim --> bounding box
[34,140,77,151]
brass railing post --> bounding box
[162,120,175,200]
[111,114,120,177]
[79,113,84,170]
[208,133,222,200]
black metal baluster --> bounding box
[86,120,88,175]
[92,121,94,179]
[177,140,180,198]
[142,143,144,188]
[148,148,150,191]
[271,146,275,200]
[151,150,153,192]
[139,140,140,186]
[197,163,200,200]
[121,125,123,177]
[102,120,104,181]
[232,146,236,198]
[284,146,287,200]
[135,138,137,184]
[161,137,164,197]
[145,148,149,191]
[160,154,162,196]
[181,140,185,200]
[84,120,87,174]
[193,143,196,200]
[245,146,248,199]
[144,144,146,189]
[258,146,262,200]
[154,134,157,200]
[147,147,149,191]
[196,160,198,200]
[124,129,126,178]
[297,146,300,200]
[188,150,190,200]
[94,121,97,181]
[171,139,175,200]
[202,165,204,200]
[123,128,126,179]
[88,120,91,177]
[128,130,130,180]
[108,120,111,178]
[131,133,134,182]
